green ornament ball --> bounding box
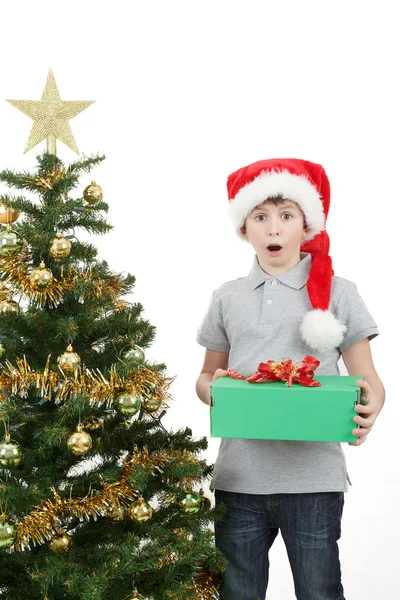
[0,516,17,549]
[0,229,23,255]
[123,345,145,363]
[0,341,5,358]
[0,434,22,467]
[181,492,202,514]
[116,393,141,417]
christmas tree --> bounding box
[0,69,225,600]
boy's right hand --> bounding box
[212,368,228,382]
[208,369,228,405]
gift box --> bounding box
[210,375,362,442]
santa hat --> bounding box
[226,158,347,352]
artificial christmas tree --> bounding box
[0,69,225,599]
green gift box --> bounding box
[210,376,362,442]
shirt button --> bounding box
[271,280,277,286]
[267,300,273,305]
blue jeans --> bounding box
[214,489,345,600]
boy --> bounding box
[195,158,385,600]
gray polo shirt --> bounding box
[196,253,379,494]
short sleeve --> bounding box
[196,291,230,352]
[335,282,379,353]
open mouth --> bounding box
[267,244,282,255]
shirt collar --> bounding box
[247,253,311,291]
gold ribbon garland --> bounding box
[12,445,200,550]
[0,357,172,407]
[15,456,138,550]
[0,244,130,309]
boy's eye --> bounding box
[282,213,293,220]
[255,214,265,221]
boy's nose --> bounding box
[267,222,281,235]
[267,216,281,235]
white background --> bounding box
[1,1,398,598]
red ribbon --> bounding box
[227,355,321,388]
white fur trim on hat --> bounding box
[300,309,347,352]
[229,170,325,242]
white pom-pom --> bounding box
[300,309,347,352]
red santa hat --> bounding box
[226,158,347,352]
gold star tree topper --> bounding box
[7,68,95,155]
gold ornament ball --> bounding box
[48,532,72,554]
[0,228,23,255]
[116,392,141,417]
[0,433,22,467]
[107,503,126,522]
[30,262,53,289]
[82,416,103,431]
[181,492,202,514]
[142,394,162,413]
[57,344,81,372]
[0,516,17,549]
[128,498,153,523]
[0,299,19,315]
[67,424,92,456]
[0,201,20,224]
[49,232,71,258]
[83,181,103,205]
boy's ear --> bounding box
[240,224,247,237]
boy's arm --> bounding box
[196,349,229,406]
[342,337,385,446]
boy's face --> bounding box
[240,198,308,272]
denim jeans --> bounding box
[214,489,345,600]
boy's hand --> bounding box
[349,379,379,446]
[208,369,228,405]
[212,369,228,382]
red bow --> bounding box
[227,355,321,387]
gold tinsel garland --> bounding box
[15,455,138,550]
[0,243,129,308]
[12,445,201,551]
[0,356,172,408]
[15,480,135,550]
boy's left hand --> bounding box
[349,380,380,446]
